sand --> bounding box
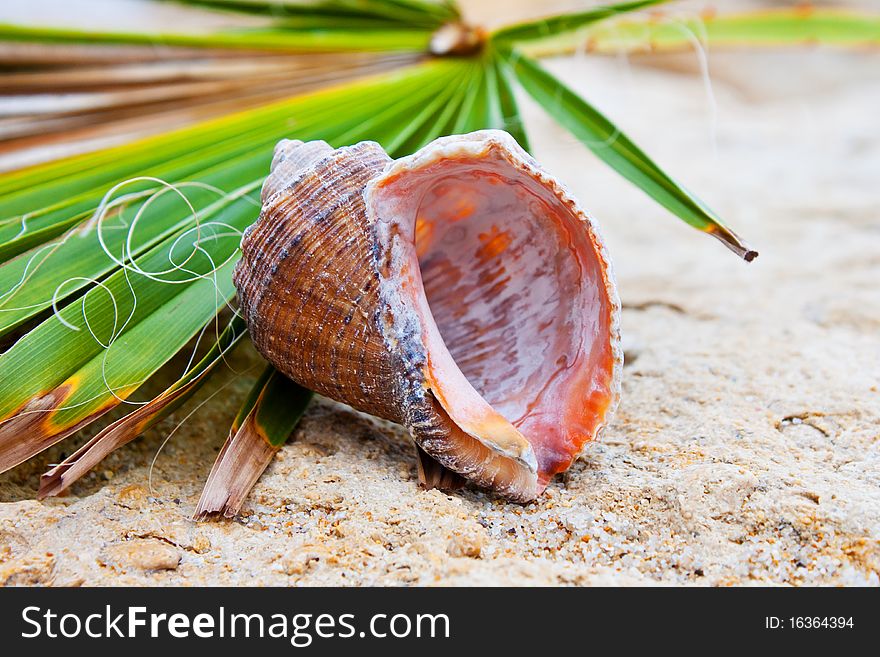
[1,10,878,586]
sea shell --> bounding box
[234,130,621,502]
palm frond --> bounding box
[392,60,477,155]
[488,49,529,151]
[174,0,459,24]
[0,22,426,172]
[0,213,243,471]
[516,7,880,57]
[195,366,312,518]
[38,315,246,497]
[0,22,433,52]
[491,0,670,44]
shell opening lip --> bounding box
[368,130,620,499]
[424,386,538,475]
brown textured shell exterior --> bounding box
[235,140,403,423]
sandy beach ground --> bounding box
[0,1,878,585]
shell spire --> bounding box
[234,131,621,501]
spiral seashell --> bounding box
[234,130,621,502]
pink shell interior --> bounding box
[369,132,619,491]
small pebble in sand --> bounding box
[447,532,485,559]
[101,540,180,572]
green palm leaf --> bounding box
[392,60,477,155]
[0,181,261,335]
[488,49,529,151]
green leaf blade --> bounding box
[38,315,247,498]
[0,61,448,215]
[0,179,262,337]
[491,0,669,44]
[0,215,243,471]
[489,50,530,151]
